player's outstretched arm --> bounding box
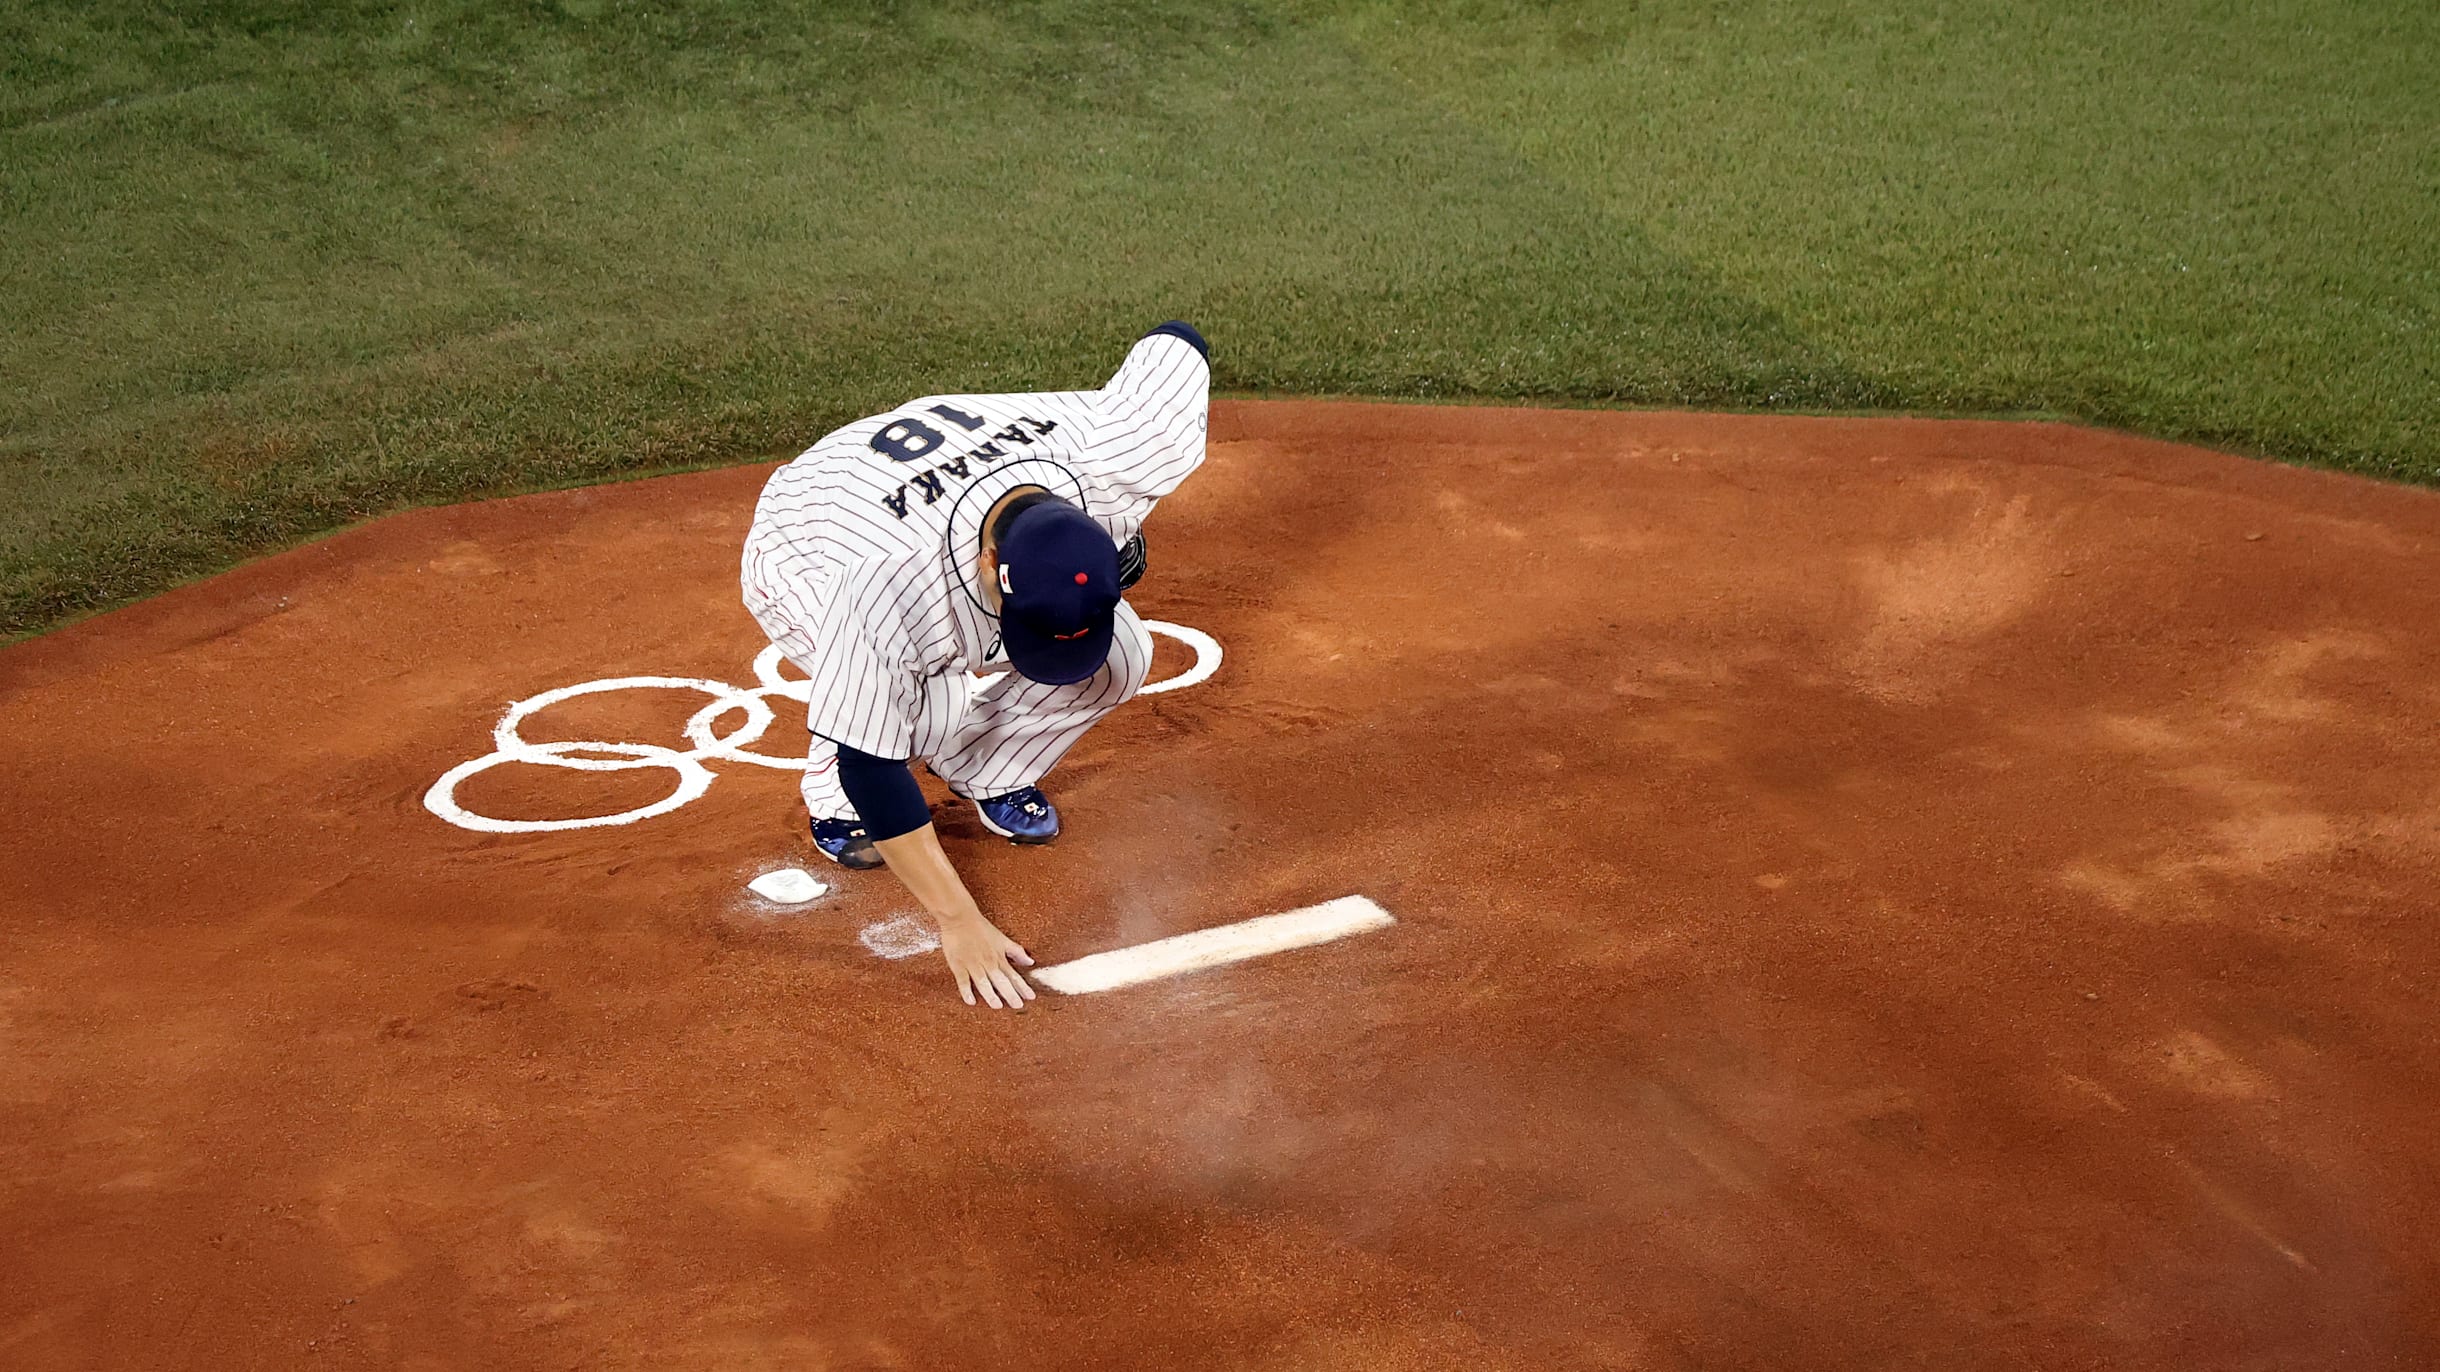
[869,824,1036,1010]
[835,743,1036,1009]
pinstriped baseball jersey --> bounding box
[740,330,1208,763]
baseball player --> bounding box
[740,321,1210,1010]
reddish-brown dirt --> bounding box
[4,402,2439,1370]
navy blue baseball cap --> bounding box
[995,500,1121,685]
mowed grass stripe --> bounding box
[1332,0,2440,479]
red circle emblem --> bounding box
[1073,572,1089,584]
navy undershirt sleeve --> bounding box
[1144,319,1208,360]
[835,744,931,842]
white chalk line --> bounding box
[1027,895,1394,995]
[426,621,1219,833]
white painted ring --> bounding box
[751,643,814,702]
[423,740,716,833]
[1139,620,1222,696]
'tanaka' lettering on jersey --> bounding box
[878,416,1062,519]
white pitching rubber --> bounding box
[1028,895,1394,995]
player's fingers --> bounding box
[974,966,1008,1010]
[996,965,1034,1009]
[1007,943,1034,968]
[952,964,978,1006]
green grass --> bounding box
[5,0,2435,640]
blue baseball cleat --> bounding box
[809,816,884,869]
[974,786,1060,844]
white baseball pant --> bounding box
[791,603,1154,820]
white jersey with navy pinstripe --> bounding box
[740,329,1208,764]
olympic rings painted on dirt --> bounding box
[423,621,1221,833]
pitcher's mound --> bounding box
[5,401,2438,1369]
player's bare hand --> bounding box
[938,912,1036,1010]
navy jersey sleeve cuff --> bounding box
[835,744,931,842]
[1144,320,1208,361]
